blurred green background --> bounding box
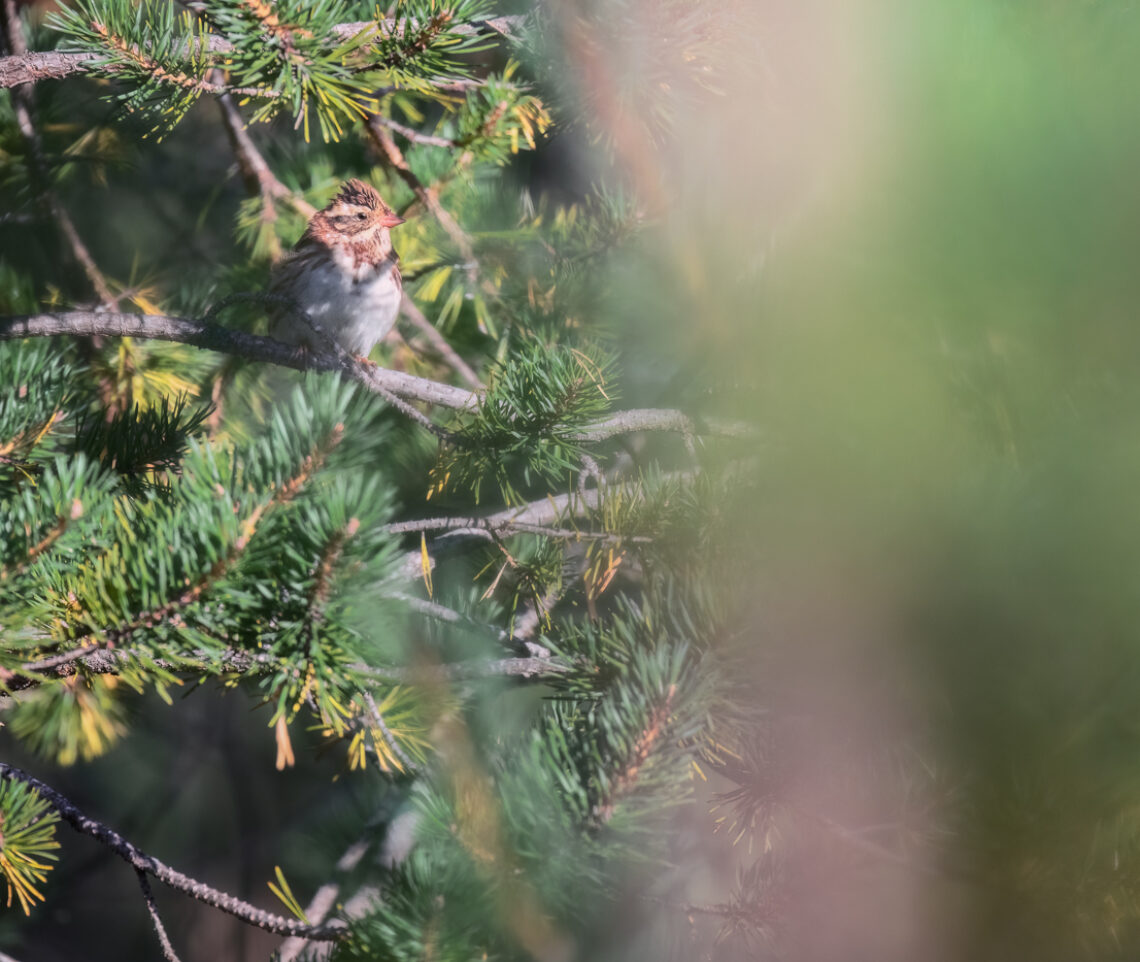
[695,3,1140,959]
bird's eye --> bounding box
[356,212,368,221]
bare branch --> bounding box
[371,114,456,148]
[0,763,348,940]
[13,637,567,689]
[1,0,118,309]
[399,294,484,390]
[137,869,184,962]
[217,87,316,224]
[569,407,753,442]
[0,311,752,441]
[386,481,614,537]
[0,311,476,410]
[367,118,478,266]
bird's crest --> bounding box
[334,179,382,210]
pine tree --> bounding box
[0,2,772,959]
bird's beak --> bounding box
[380,213,406,228]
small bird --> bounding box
[269,179,405,360]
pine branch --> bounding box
[0,498,83,583]
[0,17,523,89]
[89,19,271,98]
[0,313,752,439]
[13,639,567,690]
[0,763,348,941]
[15,422,343,680]
[302,517,359,636]
[594,683,677,825]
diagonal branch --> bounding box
[137,869,184,962]
[216,87,317,226]
[399,294,484,390]
[0,763,348,940]
[1,0,117,309]
[366,117,479,269]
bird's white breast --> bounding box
[281,251,401,356]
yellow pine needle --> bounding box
[570,348,610,399]
[130,289,163,315]
[420,532,434,597]
[29,410,64,450]
[275,715,295,770]
[347,730,367,770]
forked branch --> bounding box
[0,763,348,941]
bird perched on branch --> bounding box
[269,179,405,360]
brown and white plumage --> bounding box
[269,179,405,357]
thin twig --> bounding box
[371,114,456,148]
[136,868,184,962]
[1,0,117,309]
[366,118,479,268]
[399,294,483,390]
[216,87,316,223]
[363,689,419,772]
[0,763,348,940]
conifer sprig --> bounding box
[47,0,508,141]
[0,779,60,915]
[430,341,617,504]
